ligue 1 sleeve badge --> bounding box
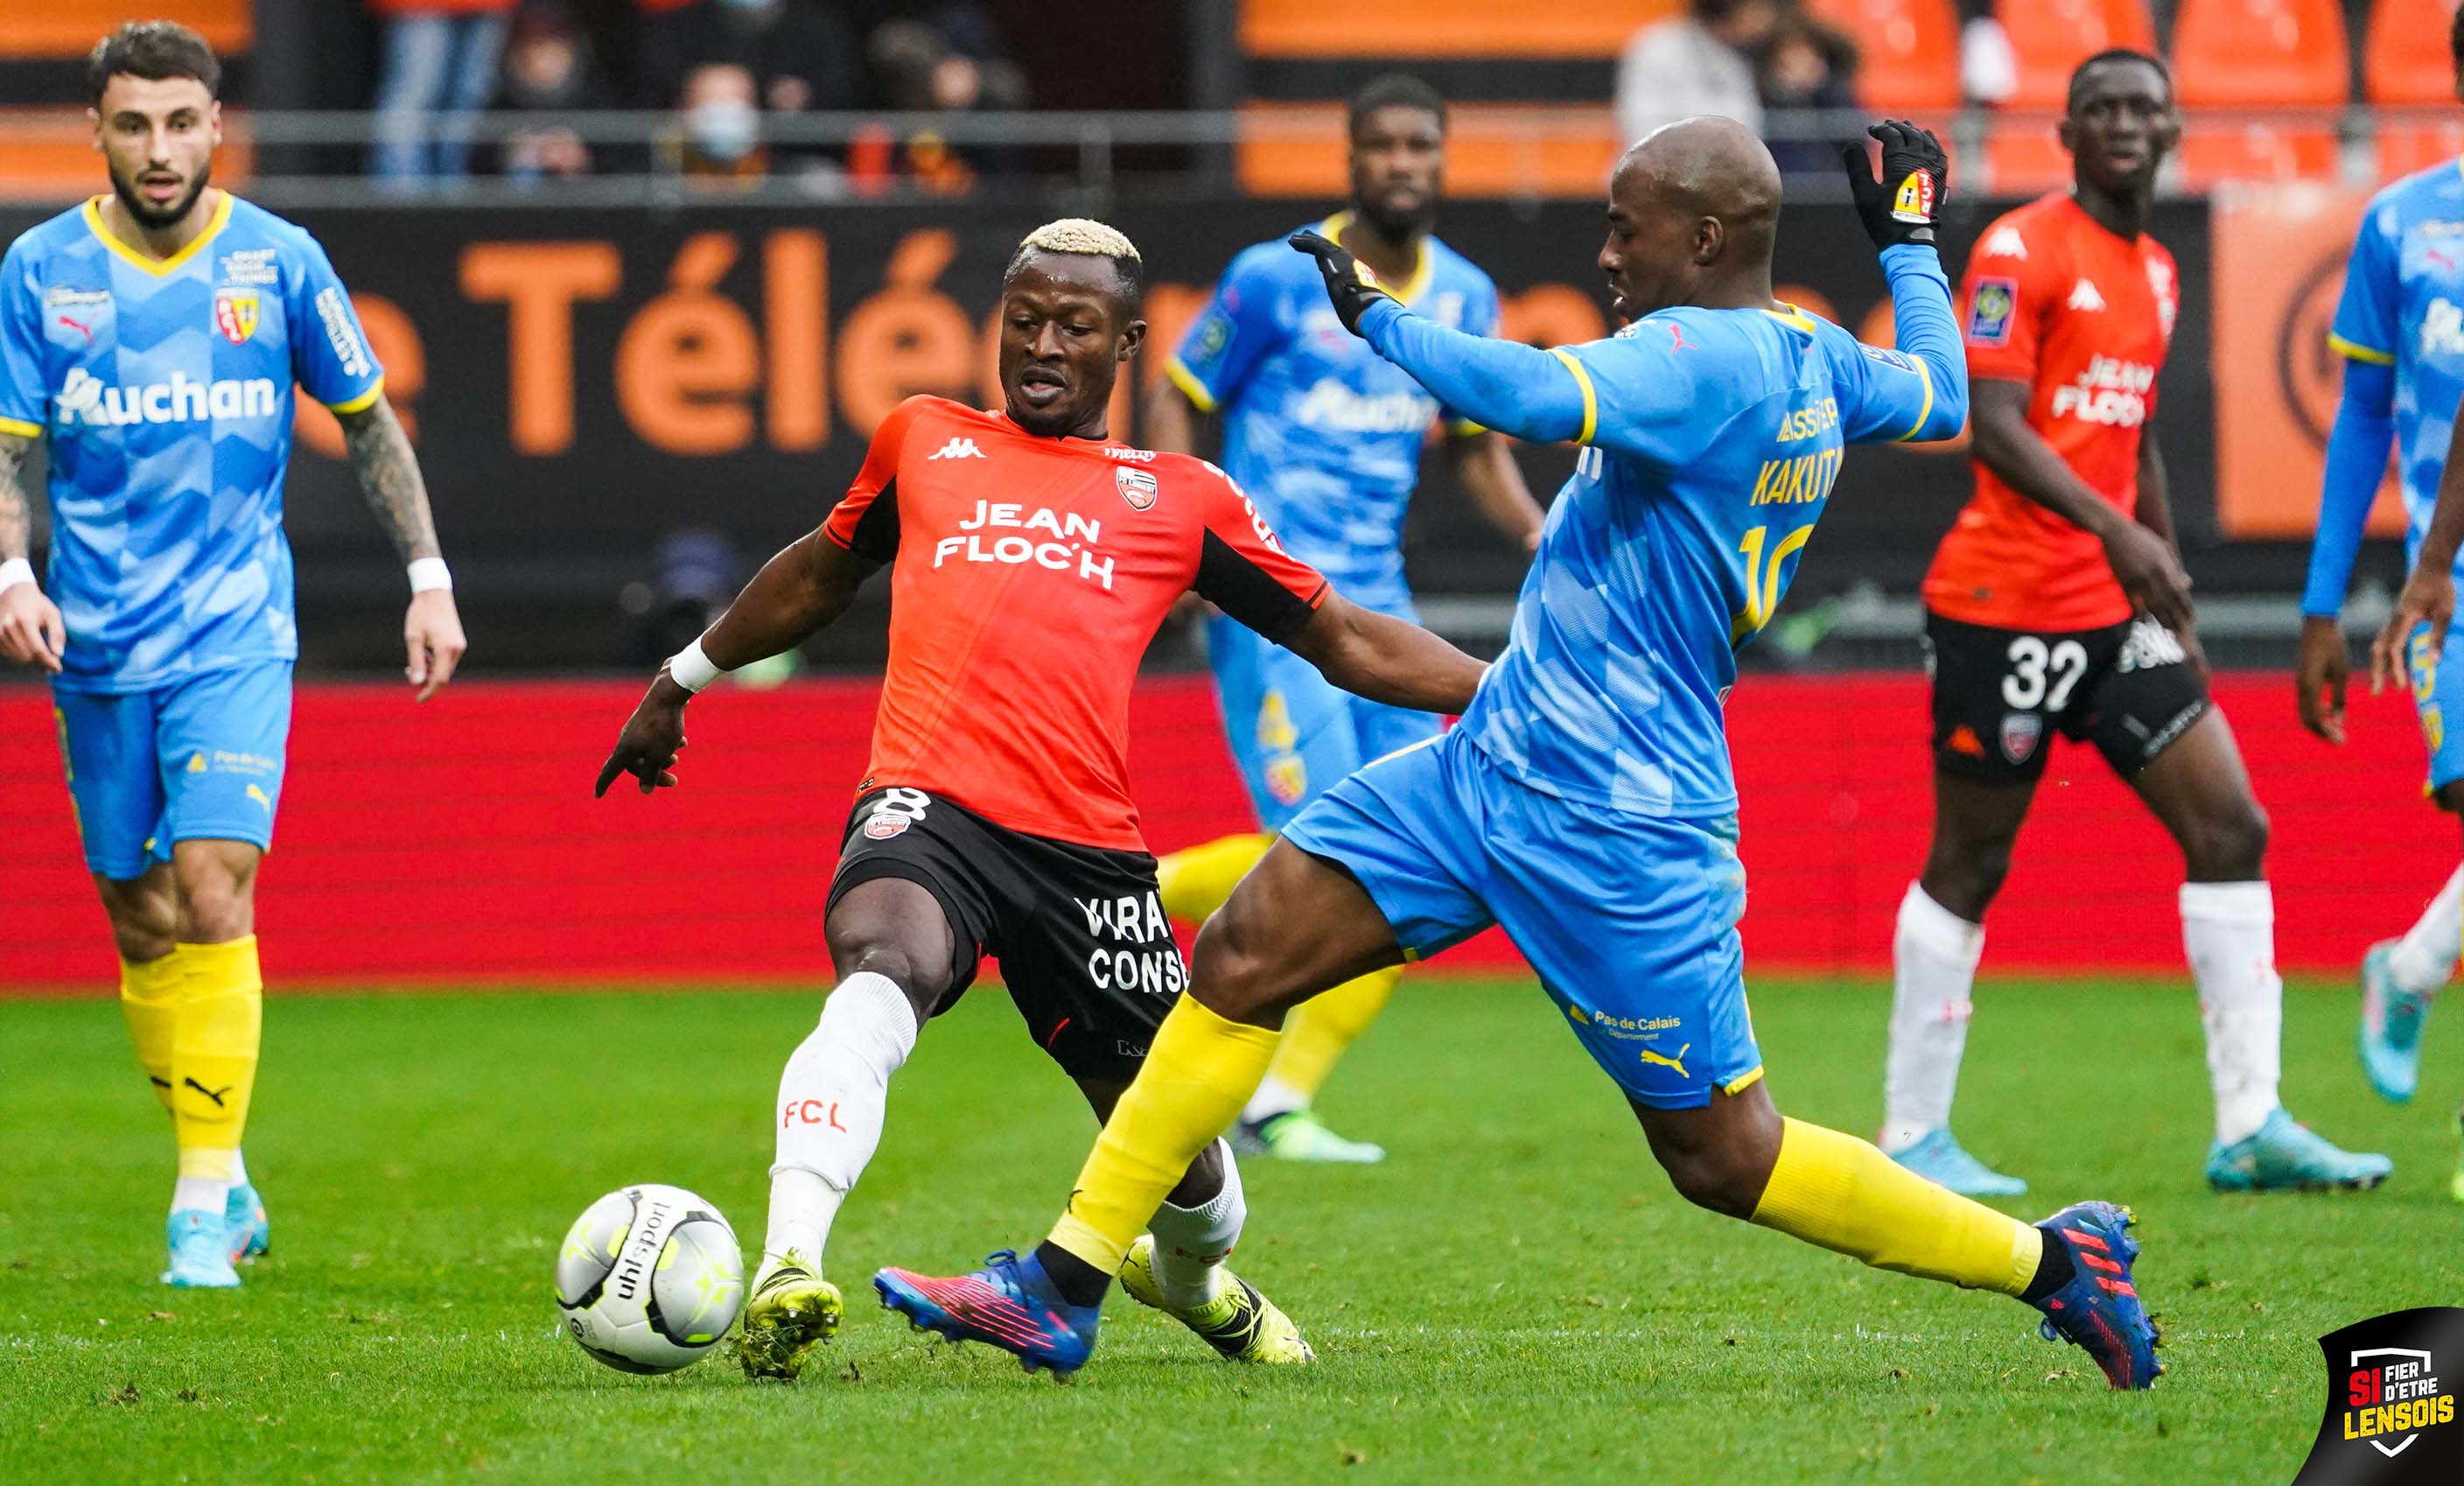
[2292,1307,2464,1484]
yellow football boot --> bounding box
[737,1253,844,1381]
[1118,1235,1313,1364]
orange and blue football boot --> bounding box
[2027,1201,2160,1390]
[873,1250,1100,1376]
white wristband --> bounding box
[0,557,32,593]
[407,557,453,594]
[667,636,725,693]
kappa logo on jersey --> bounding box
[2050,354,2156,428]
[1979,225,2028,260]
[52,367,281,428]
[928,436,986,460]
[1115,466,1158,511]
[2068,278,2107,312]
[2000,711,2043,764]
[2115,619,2188,674]
[935,501,1116,589]
[2422,298,2464,361]
[1968,277,2018,347]
[1890,170,1936,224]
[861,787,931,839]
[213,288,259,345]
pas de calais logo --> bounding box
[2293,1307,2464,1485]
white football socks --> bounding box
[1241,1073,1310,1125]
[171,1177,228,1217]
[2388,864,2464,996]
[2180,881,2283,1146]
[762,971,918,1279]
[1880,883,1984,1153]
[1146,1140,1245,1309]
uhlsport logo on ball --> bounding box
[555,1184,745,1375]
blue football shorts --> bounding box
[2409,621,2464,796]
[1282,726,1764,1109]
[52,659,293,880]
[1207,612,1441,833]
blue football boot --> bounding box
[2205,1108,2392,1192]
[2026,1201,2160,1390]
[2358,941,2431,1104]
[873,1250,1100,1376]
[1886,1129,2028,1197]
[161,1210,241,1289]
[225,1181,270,1264]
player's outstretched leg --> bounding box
[1643,1090,2160,1390]
[2359,864,2459,1103]
[743,882,944,1381]
[1116,1143,1312,1363]
[2126,714,2389,1190]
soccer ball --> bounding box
[554,1183,746,1375]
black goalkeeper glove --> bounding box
[1288,229,1396,337]
[1842,119,1950,251]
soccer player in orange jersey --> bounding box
[593,220,1488,1381]
[1877,50,2390,1196]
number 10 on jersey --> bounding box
[1732,523,1814,642]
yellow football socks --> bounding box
[1750,1117,2040,1295]
[1049,996,1278,1274]
[118,951,184,1115]
[171,936,263,1182]
[1261,965,1401,1104]
[1156,833,1272,924]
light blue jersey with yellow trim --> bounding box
[1167,214,1500,613]
[1369,245,1960,817]
[0,193,383,692]
[2329,159,2464,567]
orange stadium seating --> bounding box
[2366,0,2464,179]
[1986,0,2157,193]
[2171,0,2348,186]
[0,3,252,194]
[1803,0,1963,112]
[1240,0,1674,58]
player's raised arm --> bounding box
[1834,123,1967,446]
[2373,393,2464,697]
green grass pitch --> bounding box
[3,975,2456,1485]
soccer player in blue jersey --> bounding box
[878,118,2163,1391]
[0,24,466,1287]
[2300,10,2464,1160]
[1144,74,1544,1163]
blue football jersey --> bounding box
[0,193,384,692]
[1167,214,1500,613]
[2329,160,2464,570]
[1459,298,1952,817]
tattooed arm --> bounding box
[337,399,466,699]
[0,430,65,672]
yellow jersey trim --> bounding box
[1165,357,1218,413]
[1444,417,1485,438]
[1550,347,1598,445]
[1761,302,1819,333]
[82,190,232,278]
[1893,356,1936,443]
[1320,210,1433,306]
[2328,333,2396,367]
[326,378,386,416]
[1721,1065,1767,1097]
[0,414,40,438]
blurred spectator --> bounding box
[638,0,859,116]
[496,4,609,183]
[861,14,1027,192]
[1960,7,2018,105]
[662,60,769,187]
[368,0,519,185]
[1756,11,1859,174]
[1616,0,1779,145]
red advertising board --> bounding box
[0,673,2446,992]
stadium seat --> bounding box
[1240,0,1671,58]
[1996,0,2156,110]
[2365,0,2464,179]
[1802,0,1962,111]
[2169,0,2348,186]
[0,0,248,58]
[1237,102,1623,197]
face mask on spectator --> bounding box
[690,98,760,162]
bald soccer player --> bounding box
[878,121,2164,1392]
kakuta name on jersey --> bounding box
[1748,446,1844,507]
[938,500,1116,589]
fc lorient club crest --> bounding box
[1116,466,1158,511]
[2292,1307,2464,1485]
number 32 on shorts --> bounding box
[2002,636,2087,711]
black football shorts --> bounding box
[1923,612,2209,784]
[828,785,1186,1082]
